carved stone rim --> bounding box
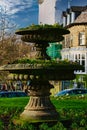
[0,63,83,71]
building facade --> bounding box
[38,1,87,88]
[62,6,87,87]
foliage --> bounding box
[12,58,80,65]
[0,37,32,80]
[15,24,70,41]
[11,58,83,70]
[0,119,4,130]
[16,23,69,32]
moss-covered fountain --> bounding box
[0,24,83,123]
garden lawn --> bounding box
[0,95,87,129]
[0,95,87,111]
[52,95,87,111]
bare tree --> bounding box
[0,7,32,80]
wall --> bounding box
[69,25,86,47]
[62,24,87,74]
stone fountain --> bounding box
[0,24,83,123]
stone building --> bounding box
[62,6,87,87]
[38,1,87,89]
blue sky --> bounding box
[0,0,87,29]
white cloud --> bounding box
[0,0,36,15]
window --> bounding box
[81,54,85,72]
[79,32,85,45]
[64,35,71,48]
[74,54,85,72]
[70,13,71,23]
[70,35,73,46]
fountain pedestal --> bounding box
[21,79,58,122]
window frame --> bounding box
[79,32,85,46]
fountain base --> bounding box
[20,79,59,122]
[20,108,58,122]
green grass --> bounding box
[0,97,29,107]
[52,96,87,110]
[0,95,87,129]
[0,95,87,111]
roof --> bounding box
[66,8,87,28]
[70,6,87,12]
[74,9,87,23]
[62,5,87,16]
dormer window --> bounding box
[79,32,85,45]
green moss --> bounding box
[16,24,63,31]
[11,58,83,70]
[15,24,70,36]
[12,58,78,65]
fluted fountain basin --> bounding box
[0,60,83,80]
[15,24,70,43]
